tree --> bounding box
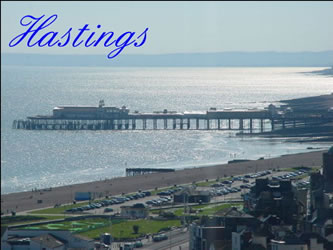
[133,225,139,234]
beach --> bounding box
[1,150,326,214]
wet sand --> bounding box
[1,150,326,214]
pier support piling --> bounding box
[239,119,244,130]
[249,119,253,133]
[143,119,147,130]
[164,119,167,129]
[153,119,157,130]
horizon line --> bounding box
[2,50,333,57]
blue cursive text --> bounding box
[9,14,149,59]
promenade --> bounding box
[1,150,326,214]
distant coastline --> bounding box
[305,66,333,76]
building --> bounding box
[74,192,91,201]
[189,208,258,250]
[189,225,230,250]
[29,234,66,250]
[173,187,211,204]
[270,236,308,250]
[243,178,299,224]
[52,100,130,119]
[120,203,149,219]
[231,230,252,250]
[299,232,333,250]
[308,148,333,244]
[323,147,333,192]
[215,207,258,231]
[1,229,94,250]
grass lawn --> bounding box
[20,217,119,232]
[196,203,243,216]
[152,203,242,216]
[152,202,242,217]
[196,180,219,187]
[28,202,90,215]
[79,219,181,240]
[1,215,68,227]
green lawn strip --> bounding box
[151,203,242,217]
[28,202,90,215]
[1,215,68,227]
[151,204,209,215]
[197,203,243,216]
[79,219,181,240]
[19,217,118,231]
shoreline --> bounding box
[1,150,327,214]
[1,144,328,195]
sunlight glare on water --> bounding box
[1,66,332,193]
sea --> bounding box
[1,66,332,194]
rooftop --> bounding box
[30,234,66,248]
[215,206,253,218]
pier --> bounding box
[12,102,332,133]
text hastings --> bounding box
[9,14,149,59]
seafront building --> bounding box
[1,229,95,250]
[189,147,333,250]
[120,203,149,219]
[173,187,211,204]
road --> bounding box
[142,228,189,250]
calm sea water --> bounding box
[1,66,332,194]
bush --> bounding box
[161,212,176,219]
[133,224,140,234]
[158,226,171,232]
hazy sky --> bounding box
[2,1,333,56]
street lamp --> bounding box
[169,229,172,250]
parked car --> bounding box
[157,191,170,196]
[143,191,151,196]
[104,208,114,213]
[123,243,134,250]
[153,234,168,242]
[134,241,143,248]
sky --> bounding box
[1,1,333,56]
